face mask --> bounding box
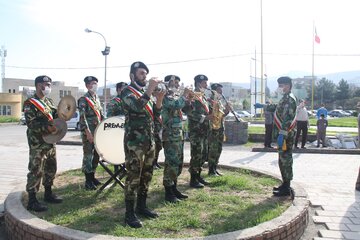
[42,86,51,96]
[90,84,98,93]
[277,87,284,95]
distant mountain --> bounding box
[267,70,360,92]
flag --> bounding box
[315,28,320,44]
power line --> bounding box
[5,52,360,70]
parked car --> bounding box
[66,110,80,130]
[328,110,351,118]
[236,110,253,118]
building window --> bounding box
[0,105,11,116]
[8,89,11,93]
[68,90,71,96]
[60,90,64,98]
[13,89,15,93]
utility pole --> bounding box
[0,46,6,93]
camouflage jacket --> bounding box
[161,91,188,141]
[187,89,212,135]
[78,91,104,134]
[265,92,297,139]
[121,83,161,147]
[107,94,125,117]
[23,94,58,148]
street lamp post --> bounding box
[85,28,110,114]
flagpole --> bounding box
[311,22,315,111]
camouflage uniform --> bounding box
[78,91,104,174]
[23,94,58,193]
[265,92,297,184]
[107,94,126,117]
[121,83,161,201]
[153,112,163,167]
[162,92,187,187]
[207,91,229,174]
[187,89,211,176]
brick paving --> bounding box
[0,126,359,239]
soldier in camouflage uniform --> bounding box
[107,82,128,118]
[207,83,230,176]
[121,61,166,228]
[107,81,128,173]
[162,75,191,203]
[187,74,214,188]
[24,75,63,212]
[260,76,297,197]
[78,76,105,190]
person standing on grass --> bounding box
[121,61,165,228]
[294,99,309,149]
[256,76,297,197]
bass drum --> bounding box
[94,116,125,165]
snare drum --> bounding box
[94,116,125,165]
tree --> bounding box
[307,78,336,108]
[335,79,350,109]
[242,99,250,110]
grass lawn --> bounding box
[25,167,291,238]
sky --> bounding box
[1,0,360,91]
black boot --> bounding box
[215,165,223,176]
[190,173,204,188]
[44,186,63,204]
[165,186,180,203]
[197,172,210,186]
[125,200,142,228]
[136,194,159,218]
[273,181,291,197]
[172,181,188,199]
[153,158,161,169]
[27,192,47,212]
[85,173,96,190]
[91,172,102,186]
[208,165,219,176]
[273,182,285,191]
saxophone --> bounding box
[210,91,225,130]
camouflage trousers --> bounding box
[124,139,156,201]
[162,140,184,187]
[26,146,57,193]
[154,132,163,162]
[188,131,208,174]
[81,131,99,174]
[278,136,294,182]
[208,128,224,167]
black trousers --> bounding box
[264,124,273,147]
[294,121,308,148]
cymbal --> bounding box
[43,118,68,144]
[58,95,76,121]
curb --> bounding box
[4,165,309,240]
[252,147,360,155]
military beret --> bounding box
[194,74,208,83]
[211,83,223,90]
[277,76,292,85]
[84,76,98,84]
[130,61,149,74]
[34,75,52,85]
[164,75,180,82]
[116,82,128,90]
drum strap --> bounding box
[114,97,121,104]
[29,98,53,121]
[85,97,101,122]
[127,86,154,120]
